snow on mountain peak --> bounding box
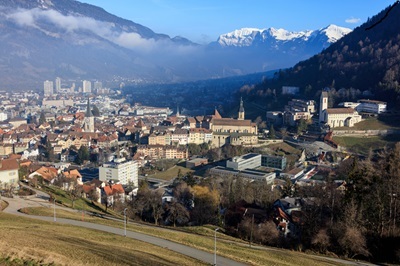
[267,27,313,41]
[320,24,352,43]
[218,28,265,46]
[217,24,351,47]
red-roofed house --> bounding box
[82,183,101,203]
[102,183,125,206]
[0,158,19,188]
[28,166,59,184]
[60,169,83,190]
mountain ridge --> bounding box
[246,3,400,108]
[0,0,353,89]
[215,24,351,48]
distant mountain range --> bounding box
[216,25,351,48]
[246,3,400,108]
[0,0,351,89]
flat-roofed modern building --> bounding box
[99,158,138,186]
[261,155,287,170]
[357,99,387,114]
[226,153,262,171]
[210,166,275,183]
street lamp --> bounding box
[214,228,219,266]
[123,208,128,237]
[53,198,56,222]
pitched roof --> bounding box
[0,158,19,171]
[212,118,253,127]
[103,184,125,196]
[326,108,356,114]
[213,109,222,119]
[63,169,82,179]
[33,166,58,181]
[82,184,95,194]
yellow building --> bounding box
[210,99,258,148]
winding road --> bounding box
[2,185,376,266]
[2,187,245,266]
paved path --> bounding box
[2,186,376,266]
[2,190,245,266]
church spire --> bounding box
[84,97,95,132]
[238,97,245,120]
[86,97,92,117]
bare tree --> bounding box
[69,183,83,208]
[148,190,164,225]
[311,229,330,254]
[166,201,189,227]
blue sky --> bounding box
[81,0,395,44]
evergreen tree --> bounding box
[39,112,46,125]
[91,105,100,116]
[269,125,276,139]
[75,146,90,165]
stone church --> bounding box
[319,91,362,128]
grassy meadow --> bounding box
[0,212,205,266]
[149,165,193,181]
[16,207,345,266]
[333,134,400,155]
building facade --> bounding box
[44,80,54,96]
[99,158,138,186]
[83,80,92,93]
[226,153,262,171]
[84,98,95,132]
[0,158,19,187]
[261,155,287,170]
[319,91,362,128]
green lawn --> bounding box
[149,165,194,181]
[336,116,400,131]
[18,207,345,266]
[40,185,119,217]
[333,135,400,155]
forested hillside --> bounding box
[247,3,400,107]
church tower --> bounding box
[84,97,95,132]
[238,97,245,120]
[319,91,328,123]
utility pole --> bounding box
[249,214,254,247]
[53,198,56,222]
[214,228,219,266]
[123,208,128,237]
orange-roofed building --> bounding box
[102,183,125,207]
[82,183,101,203]
[63,169,82,180]
[0,158,19,188]
[28,166,58,183]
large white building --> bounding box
[44,80,54,96]
[99,158,138,186]
[209,166,276,183]
[226,153,262,171]
[319,91,362,128]
[94,81,102,92]
[0,112,7,122]
[339,99,387,114]
[55,77,61,93]
[83,80,92,93]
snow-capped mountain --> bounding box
[0,0,353,89]
[216,24,351,48]
[202,24,352,76]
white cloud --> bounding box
[5,8,162,52]
[345,17,361,24]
